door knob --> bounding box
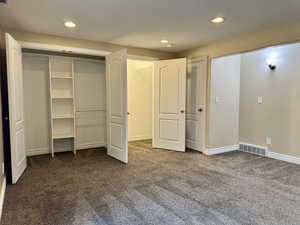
[127,112,130,115]
[198,108,203,112]
[180,110,185,113]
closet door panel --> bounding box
[23,54,51,156]
[74,59,106,150]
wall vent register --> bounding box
[239,143,266,156]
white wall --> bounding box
[208,55,241,148]
[127,59,153,141]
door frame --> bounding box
[19,41,158,61]
[186,56,208,152]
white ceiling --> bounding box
[1,0,300,52]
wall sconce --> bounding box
[268,64,276,70]
[266,52,278,71]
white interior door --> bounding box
[5,33,27,183]
[153,58,186,151]
[186,57,208,151]
[106,49,128,163]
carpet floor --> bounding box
[1,140,300,225]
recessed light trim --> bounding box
[160,39,169,44]
[64,21,76,28]
[211,17,225,24]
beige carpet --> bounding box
[1,140,300,225]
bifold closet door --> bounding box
[23,54,51,156]
[5,33,27,183]
[106,49,128,163]
[153,58,186,152]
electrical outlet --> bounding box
[258,97,263,104]
[215,96,220,103]
[266,137,272,145]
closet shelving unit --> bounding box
[49,56,76,157]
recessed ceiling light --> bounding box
[160,39,169,44]
[64,21,76,28]
[166,44,173,48]
[211,17,225,24]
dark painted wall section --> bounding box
[0,27,6,186]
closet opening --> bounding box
[127,59,154,150]
[22,49,106,157]
[21,49,156,160]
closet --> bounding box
[4,33,206,184]
[22,52,105,157]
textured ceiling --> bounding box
[1,0,300,52]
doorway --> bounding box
[127,59,154,143]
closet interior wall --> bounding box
[22,52,106,156]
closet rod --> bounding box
[22,49,105,61]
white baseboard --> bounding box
[186,141,203,152]
[26,147,50,156]
[0,176,6,221]
[266,151,300,165]
[203,145,239,155]
[239,142,300,165]
[128,135,152,142]
[26,142,106,156]
[76,142,106,150]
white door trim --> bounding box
[187,56,208,64]
[20,41,111,57]
[20,41,159,61]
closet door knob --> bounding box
[198,108,203,112]
[180,110,185,113]
[127,112,130,115]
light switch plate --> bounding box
[215,96,220,103]
[258,97,263,104]
[266,137,272,145]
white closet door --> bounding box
[5,33,27,183]
[106,49,128,163]
[153,58,186,152]
[186,57,207,151]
